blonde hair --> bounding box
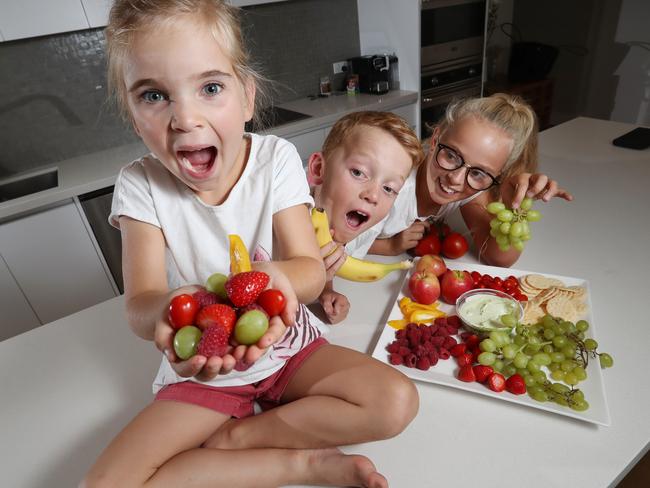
[105,0,270,126]
[322,111,424,169]
[437,93,538,198]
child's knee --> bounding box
[370,374,419,439]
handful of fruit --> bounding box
[487,197,541,252]
[413,220,469,260]
[169,235,286,361]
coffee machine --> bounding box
[348,54,398,95]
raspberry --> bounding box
[405,353,417,368]
[434,317,448,327]
[388,353,404,366]
[192,290,221,309]
[386,341,401,354]
[446,315,461,328]
[398,346,411,357]
[438,348,450,360]
[416,357,431,370]
[196,325,230,357]
[443,336,457,350]
[428,352,439,365]
[430,336,445,347]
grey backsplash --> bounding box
[0,0,360,176]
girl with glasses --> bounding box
[365,93,573,267]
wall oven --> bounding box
[420,0,486,140]
[421,0,486,67]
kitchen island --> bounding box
[1,117,648,487]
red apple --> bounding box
[440,269,474,304]
[413,233,441,257]
[415,254,447,277]
[408,269,441,305]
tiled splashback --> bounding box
[0,0,360,176]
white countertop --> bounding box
[0,90,417,221]
[1,117,649,487]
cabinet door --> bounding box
[391,103,417,132]
[286,128,327,167]
[81,0,113,28]
[0,0,90,41]
[0,200,116,325]
[0,255,40,341]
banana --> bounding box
[311,207,413,282]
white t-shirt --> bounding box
[345,168,480,257]
[110,133,329,390]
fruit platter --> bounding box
[371,260,612,426]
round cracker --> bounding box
[527,274,565,289]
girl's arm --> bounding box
[270,203,326,305]
[461,173,573,268]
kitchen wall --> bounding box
[0,0,360,176]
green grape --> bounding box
[532,352,552,366]
[570,389,585,402]
[490,218,502,229]
[553,335,568,348]
[529,388,549,402]
[499,222,511,234]
[576,320,589,332]
[564,372,579,386]
[513,241,525,252]
[550,351,565,363]
[532,371,547,384]
[234,310,269,345]
[205,272,228,299]
[502,344,517,360]
[173,325,202,360]
[493,359,505,372]
[524,376,537,387]
[527,361,542,373]
[599,353,614,368]
[520,197,534,211]
[500,314,517,328]
[490,228,499,238]
[498,243,511,252]
[479,338,497,353]
[542,315,556,328]
[487,201,506,214]
[548,362,561,372]
[503,363,517,377]
[561,345,576,359]
[572,366,587,381]
[527,210,542,222]
[543,328,555,340]
[497,209,514,222]
[509,221,523,237]
[561,359,577,372]
[551,383,570,394]
[513,352,529,368]
[514,335,527,346]
[478,352,496,366]
[542,344,554,354]
[570,399,589,411]
[520,233,531,242]
[550,369,565,381]
[495,234,509,246]
[584,338,598,351]
[490,330,510,346]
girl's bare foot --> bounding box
[298,447,388,488]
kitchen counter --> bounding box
[0,90,417,221]
[2,117,649,487]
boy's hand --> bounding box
[319,288,350,324]
[502,172,573,209]
[319,239,347,282]
[392,220,430,254]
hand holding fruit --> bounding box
[318,238,347,282]
[500,172,573,209]
[396,220,430,255]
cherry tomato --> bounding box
[256,289,286,317]
[441,232,469,259]
[169,294,199,330]
[470,271,481,286]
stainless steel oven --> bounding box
[421,0,486,68]
[420,58,483,139]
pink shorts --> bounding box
[155,337,328,418]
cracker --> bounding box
[523,301,545,324]
[546,296,577,322]
[526,274,565,289]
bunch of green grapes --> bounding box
[486,197,541,252]
[476,313,613,411]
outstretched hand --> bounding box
[319,288,350,324]
[154,264,297,382]
[501,172,573,209]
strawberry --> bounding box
[238,302,269,319]
[487,372,506,392]
[472,364,494,383]
[505,373,527,395]
[196,304,236,334]
[450,343,467,357]
[456,351,474,367]
[457,364,476,382]
[196,325,230,358]
[192,290,222,308]
[225,271,270,307]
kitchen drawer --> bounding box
[0,200,117,325]
[0,254,40,341]
[0,0,90,41]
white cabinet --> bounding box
[81,0,113,28]
[0,200,117,327]
[0,0,90,41]
[0,255,40,341]
[286,128,327,167]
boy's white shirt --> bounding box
[344,168,480,258]
[110,133,329,390]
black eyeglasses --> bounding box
[434,142,500,191]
